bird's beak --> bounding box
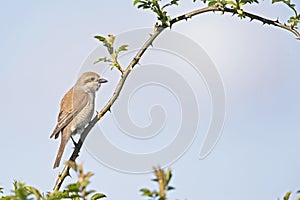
[98,78,108,83]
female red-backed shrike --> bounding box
[50,72,108,169]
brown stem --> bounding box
[111,54,124,73]
[154,167,167,200]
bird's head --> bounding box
[77,72,108,93]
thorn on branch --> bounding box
[133,57,140,64]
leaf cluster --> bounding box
[133,0,179,27]
[0,181,43,200]
[195,0,259,18]
[94,34,128,71]
[140,167,175,200]
[272,0,300,28]
[0,164,106,200]
[197,0,299,27]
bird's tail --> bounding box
[53,136,68,169]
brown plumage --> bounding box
[50,72,108,168]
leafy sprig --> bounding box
[272,0,300,28]
[140,167,175,200]
[198,0,300,27]
[94,34,128,72]
[133,0,179,27]
[0,164,106,200]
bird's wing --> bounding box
[50,88,88,139]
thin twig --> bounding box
[153,167,167,200]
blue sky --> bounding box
[0,1,300,200]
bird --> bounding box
[50,71,108,169]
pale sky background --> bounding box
[1,1,300,200]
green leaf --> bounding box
[94,57,113,64]
[94,35,107,42]
[140,188,153,197]
[66,183,80,192]
[288,15,300,28]
[117,44,128,53]
[284,191,292,200]
[165,169,175,191]
[12,181,30,199]
[272,0,286,3]
[24,186,41,199]
[165,169,172,185]
[86,172,94,179]
[133,0,141,6]
[91,193,106,200]
[170,0,179,6]
[133,0,175,27]
[85,189,96,196]
[208,1,217,6]
[137,3,150,9]
[47,191,72,200]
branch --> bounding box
[52,25,164,192]
[170,5,300,40]
[52,4,300,192]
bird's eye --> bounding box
[90,77,95,81]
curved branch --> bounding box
[170,6,300,40]
[52,4,299,192]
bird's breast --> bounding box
[73,97,95,133]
